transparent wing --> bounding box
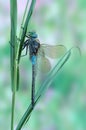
[39,44,67,59]
[37,56,51,73]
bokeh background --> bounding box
[0,0,86,130]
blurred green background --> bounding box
[0,0,86,130]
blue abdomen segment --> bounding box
[31,55,37,65]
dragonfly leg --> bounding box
[21,45,28,57]
[15,46,28,60]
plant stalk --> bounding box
[10,0,17,129]
[11,92,16,130]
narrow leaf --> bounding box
[17,0,36,62]
[35,50,71,100]
[10,0,17,91]
[16,49,71,129]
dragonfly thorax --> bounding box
[29,39,40,56]
[29,39,40,65]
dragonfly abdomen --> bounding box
[31,55,37,65]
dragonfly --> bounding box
[21,31,66,107]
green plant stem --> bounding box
[11,92,16,130]
[10,0,18,129]
[17,0,36,63]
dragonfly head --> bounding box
[28,31,38,39]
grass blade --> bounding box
[35,50,71,100]
[10,0,36,129]
[18,0,30,45]
[16,0,36,62]
[21,0,30,27]
[10,0,18,91]
[10,0,18,130]
[16,49,71,130]
[16,97,40,130]
[35,46,80,100]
